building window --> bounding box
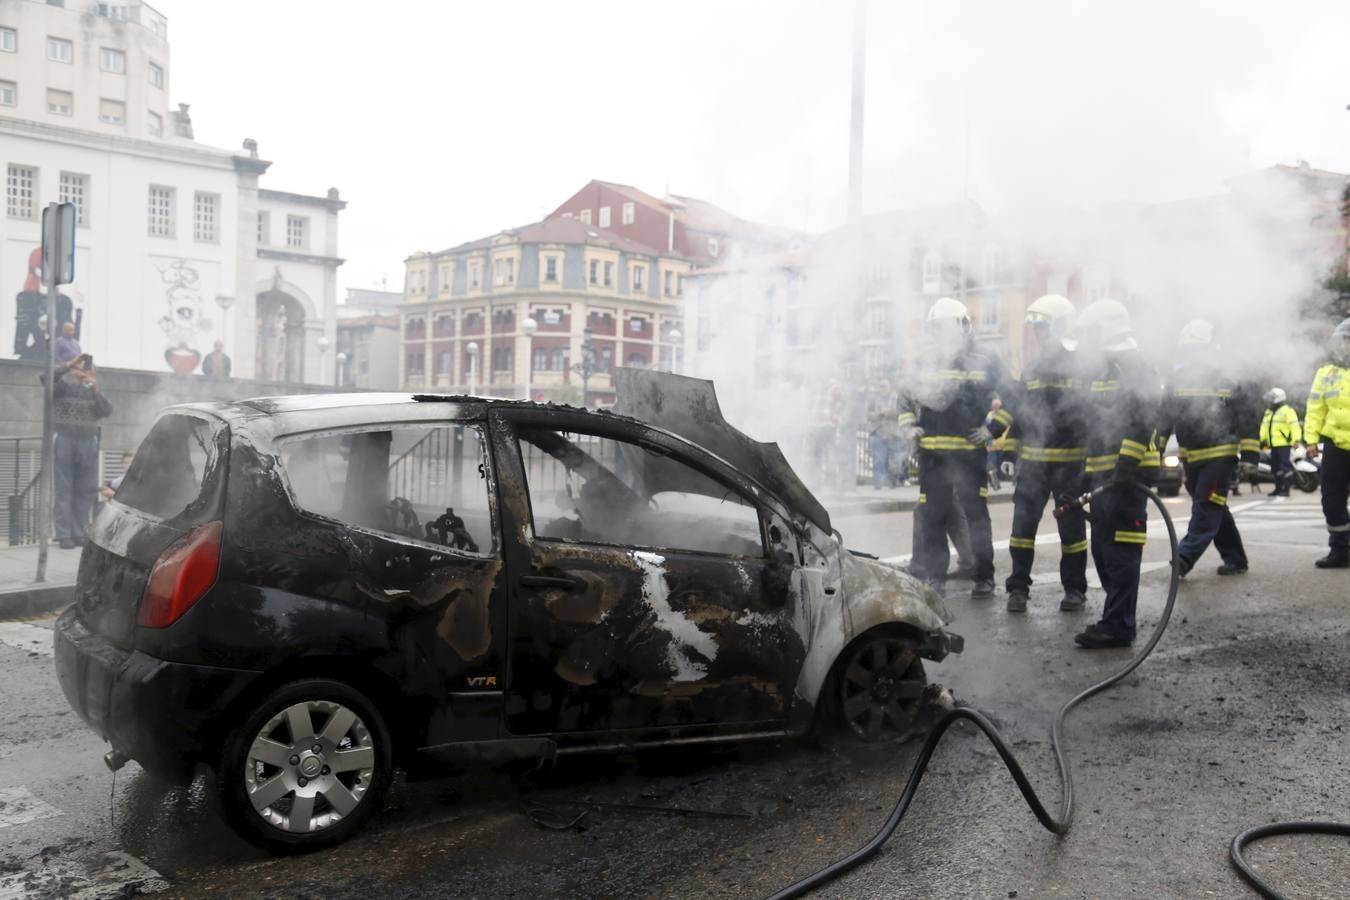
[493,258,515,287]
[629,316,644,333]
[0,81,15,107]
[863,346,882,376]
[0,27,15,53]
[983,250,1003,286]
[663,270,673,297]
[257,210,269,244]
[286,214,308,249]
[147,111,163,137]
[579,209,592,225]
[868,305,887,333]
[603,261,613,287]
[148,61,164,88]
[58,172,87,226]
[707,237,720,257]
[47,89,73,116]
[98,4,130,21]
[438,263,453,294]
[598,206,611,228]
[921,250,942,294]
[544,255,558,282]
[99,47,126,73]
[632,264,645,293]
[469,261,481,289]
[589,259,599,285]
[981,296,1002,330]
[98,97,125,124]
[621,201,634,225]
[6,165,36,220]
[491,346,512,373]
[147,185,174,237]
[193,191,219,242]
[47,36,72,63]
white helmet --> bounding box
[1265,387,1287,406]
[1178,318,1217,347]
[1024,294,1076,326]
[926,296,971,331]
[1070,299,1135,352]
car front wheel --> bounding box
[836,633,927,742]
[218,678,392,852]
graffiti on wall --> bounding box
[157,259,213,373]
[12,247,77,362]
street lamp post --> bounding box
[466,340,479,395]
[521,316,538,402]
[215,293,235,364]
[570,325,596,407]
[316,335,330,386]
[335,350,348,387]
[668,328,682,373]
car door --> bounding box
[491,408,807,738]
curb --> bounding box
[0,583,74,619]
[827,491,1016,517]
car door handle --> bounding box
[520,574,583,591]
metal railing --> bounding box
[388,426,471,511]
[1,436,42,546]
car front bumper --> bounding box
[53,606,259,782]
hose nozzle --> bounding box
[1053,484,1108,519]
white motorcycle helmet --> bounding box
[1264,387,1287,407]
[1067,299,1135,353]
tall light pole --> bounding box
[521,316,538,401]
[335,350,348,387]
[668,328,682,373]
[466,340,479,395]
[316,335,330,386]
[570,326,596,407]
[847,0,867,224]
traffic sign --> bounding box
[40,202,77,286]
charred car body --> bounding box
[54,370,962,850]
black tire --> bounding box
[832,633,927,742]
[217,678,393,852]
[1295,470,1318,493]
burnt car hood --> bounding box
[613,368,831,534]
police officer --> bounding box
[899,297,1010,599]
[1304,317,1350,568]
[1159,319,1258,578]
[1069,299,1160,649]
[1260,387,1302,498]
[1002,295,1089,613]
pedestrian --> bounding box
[99,450,135,500]
[898,297,1011,598]
[1260,387,1301,498]
[1303,317,1350,568]
[1159,319,1259,579]
[54,321,82,367]
[1069,299,1160,649]
[867,379,900,490]
[52,354,113,549]
[1001,294,1090,614]
[202,339,232,379]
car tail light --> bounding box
[137,521,223,628]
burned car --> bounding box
[53,370,962,851]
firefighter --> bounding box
[1002,295,1089,613]
[1159,319,1258,578]
[1069,299,1160,649]
[899,297,1011,598]
[1304,317,1350,568]
[1260,387,1302,498]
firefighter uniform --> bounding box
[1260,393,1302,497]
[900,348,1010,593]
[1305,360,1350,564]
[1003,342,1089,604]
[1160,356,1259,576]
[1081,348,1160,645]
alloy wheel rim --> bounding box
[244,699,376,834]
[839,638,925,742]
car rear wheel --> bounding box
[218,678,392,852]
[836,634,926,742]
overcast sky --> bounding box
[162,0,1350,292]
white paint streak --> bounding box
[0,622,53,658]
[0,785,60,829]
[633,551,717,682]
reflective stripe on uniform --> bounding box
[936,369,988,382]
[1139,453,1160,468]
[1208,491,1228,506]
[1329,523,1350,533]
[1090,379,1119,392]
[979,486,989,498]
[1003,438,1022,454]
[1175,387,1232,398]
[919,435,982,451]
[897,411,917,425]
[1025,378,1076,391]
[1021,446,1087,462]
[1119,439,1146,460]
[1182,443,1238,463]
[1239,438,1260,453]
[1063,539,1089,554]
[1009,536,1037,550]
[918,493,927,504]
[1086,453,1117,473]
[1114,530,1147,545]
[991,408,1013,427]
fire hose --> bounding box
[766,483,1348,900]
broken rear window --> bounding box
[278,423,496,555]
[116,413,224,522]
[517,428,763,558]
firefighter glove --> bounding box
[968,425,994,446]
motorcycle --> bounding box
[1250,445,1320,494]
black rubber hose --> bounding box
[1229,822,1350,899]
[766,483,1181,900]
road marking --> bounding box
[0,621,53,657]
[0,851,168,898]
[0,785,60,829]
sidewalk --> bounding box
[821,480,1016,516]
[0,543,80,618]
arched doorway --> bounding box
[255,289,307,383]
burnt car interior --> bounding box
[516,427,765,558]
[115,413,215,520]
[278,423,496,555]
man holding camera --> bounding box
[52,353,113,549]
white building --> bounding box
[0,0,342,382]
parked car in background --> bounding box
[1158,435,1183,496]
[54,371,963,851]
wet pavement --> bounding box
[2,492,1347,898]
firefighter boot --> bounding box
[1006,590,1029,613]
[1314,548,1350,569]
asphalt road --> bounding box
[1,490,1347,899]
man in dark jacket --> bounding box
[1159,320,1260,577]
[899,297,1011,598]
[1069,300,1161,649]
[52,354,113,548]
